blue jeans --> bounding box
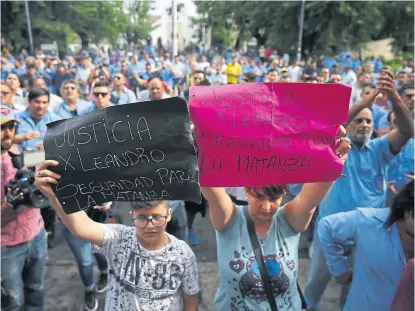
[62,227,108,289]
[1,229,47,311]
[304,224,350,311]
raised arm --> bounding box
[284,126,351,232]
[378,70,414,154]
[346,88,379,126]
[35,160,105,246]
[201,187,236,231]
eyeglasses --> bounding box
[132,214,168,228]
[93,92,108,97]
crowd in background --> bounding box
[1,43,414,311]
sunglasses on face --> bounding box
[93,92,108,97]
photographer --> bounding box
[1,105,46,311]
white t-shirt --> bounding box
[93,225,199,311]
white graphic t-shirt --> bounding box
[93,225,199,311]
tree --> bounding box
[193,1,414,57]
[1,1,152,53]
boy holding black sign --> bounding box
[35,160,200,311]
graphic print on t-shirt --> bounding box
[227,246,291,309]
[119,250,183,299]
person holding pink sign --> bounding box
[200,126,351,311]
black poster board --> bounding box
[44,97,201,214]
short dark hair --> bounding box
[6,72,20,80]
[246,185,288,200]
[267,69,278,75]
[26,63,35,69]
[385,180,414,228]
[28,87,50,102]
[148,73,163,83]
[94,80,109,88]
[192,70,205,76]
[401,84,414,94]
[244,72,256,83]
[145,62,152,67]
[131,200,168,210]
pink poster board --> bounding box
[189,82,351,187]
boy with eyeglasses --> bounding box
[35,160,200,311]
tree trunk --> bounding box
[79,32,89,49]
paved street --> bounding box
[44,203,341,311]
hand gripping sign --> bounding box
[44,97,201,214]
[188,82,351,187]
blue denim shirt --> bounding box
[318,208,406,311]
[53,99,93,119]
[318,135,394,220]
[16,108,61,150]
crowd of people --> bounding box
[1,43,414,311]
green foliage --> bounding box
[1,1,152,53]
[194,1,414,57]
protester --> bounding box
[318,181,414,311]
[76,57,93,99]
[1,106,47,311]
[31,76,63,111]
[52,63,71,97]
[1,82,15,110]
[14,87,60,151]
[199,125,351,310]
[305,69,414,310]
[110,73,137,105]
[35,167,200,311]
[5,72,25,111]
[391,258,414,311]
[53,79,92,118]
[225,54,241,84]
[82,80,114,114]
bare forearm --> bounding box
[391,97,414,140]
[48,197,93,238]
[183,294,198,311]
[347,98,371,125]
[286,181,334,232]
[13,135,27,144]
[202,187,235,231]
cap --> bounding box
[281,67,288,73]
[0,105,19,125]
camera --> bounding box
[5,153,49,209]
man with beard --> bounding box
[304,69,414,311]
[53,79,92,119]
[1,105,47,310]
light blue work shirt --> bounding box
[16,108,61,151]
[53,99,93,119]
[371,103,388,130]
[318,208,406,311]
[110,87,137,106]
[215,205,302,311]
[80,101,115,114]
[387,138,414,192]
[318,135,394,220]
